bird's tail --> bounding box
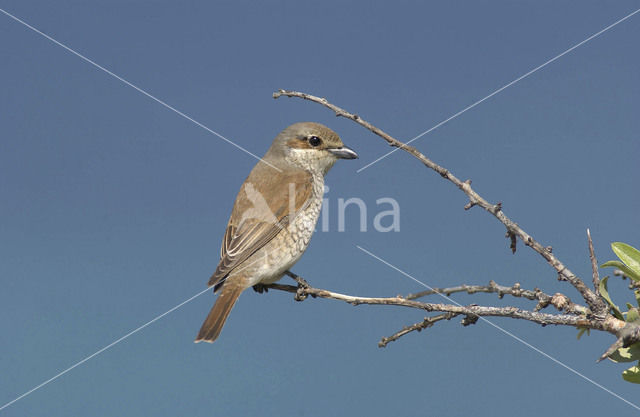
[195,282,245,343]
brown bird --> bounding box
[195,122,358,343]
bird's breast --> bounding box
[245,177,325,286]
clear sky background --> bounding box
[1,1,639,416]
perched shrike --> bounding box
[196,122,358,343]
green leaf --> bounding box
[599,276,624,320]
[627,308,640,323]
[612,242,640,281]
[601,260,627,269]
[608,343,640,363]
[576,327,589,340]
[622,364,640,384]
[601,261,640,282]
[635,290,640,308]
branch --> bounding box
[405,280,587,315]
[378,313,458,348]
[598,323,640,362]
[587,228,609,317]
[273,89,603,313]
[264,278,624,338]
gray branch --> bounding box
[264,278,623,347]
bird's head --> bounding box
[267,122,358,175]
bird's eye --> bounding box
[308,135,322,147]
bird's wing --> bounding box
[209,167,313,290]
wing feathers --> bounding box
[209,167,313,289]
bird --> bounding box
[195,122,358,343]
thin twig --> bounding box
[587,228,608,317]
[406,280,587,315]
[379,313,458,348]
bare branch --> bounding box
[587,228,609,317]
[379,313,458,348]
[598,337,626,363]
[588,229,600,291]
[273,89,603,313]
[263,279,623,336]
[406,280,587,315]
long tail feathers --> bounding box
[195,283,244,343]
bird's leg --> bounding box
[252,271,308,294]
[252,284,269,294]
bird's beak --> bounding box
[328,146,358,160]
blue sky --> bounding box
[1,1,639,416]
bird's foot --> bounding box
[285,271,310,301]
[252,284,269,294]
